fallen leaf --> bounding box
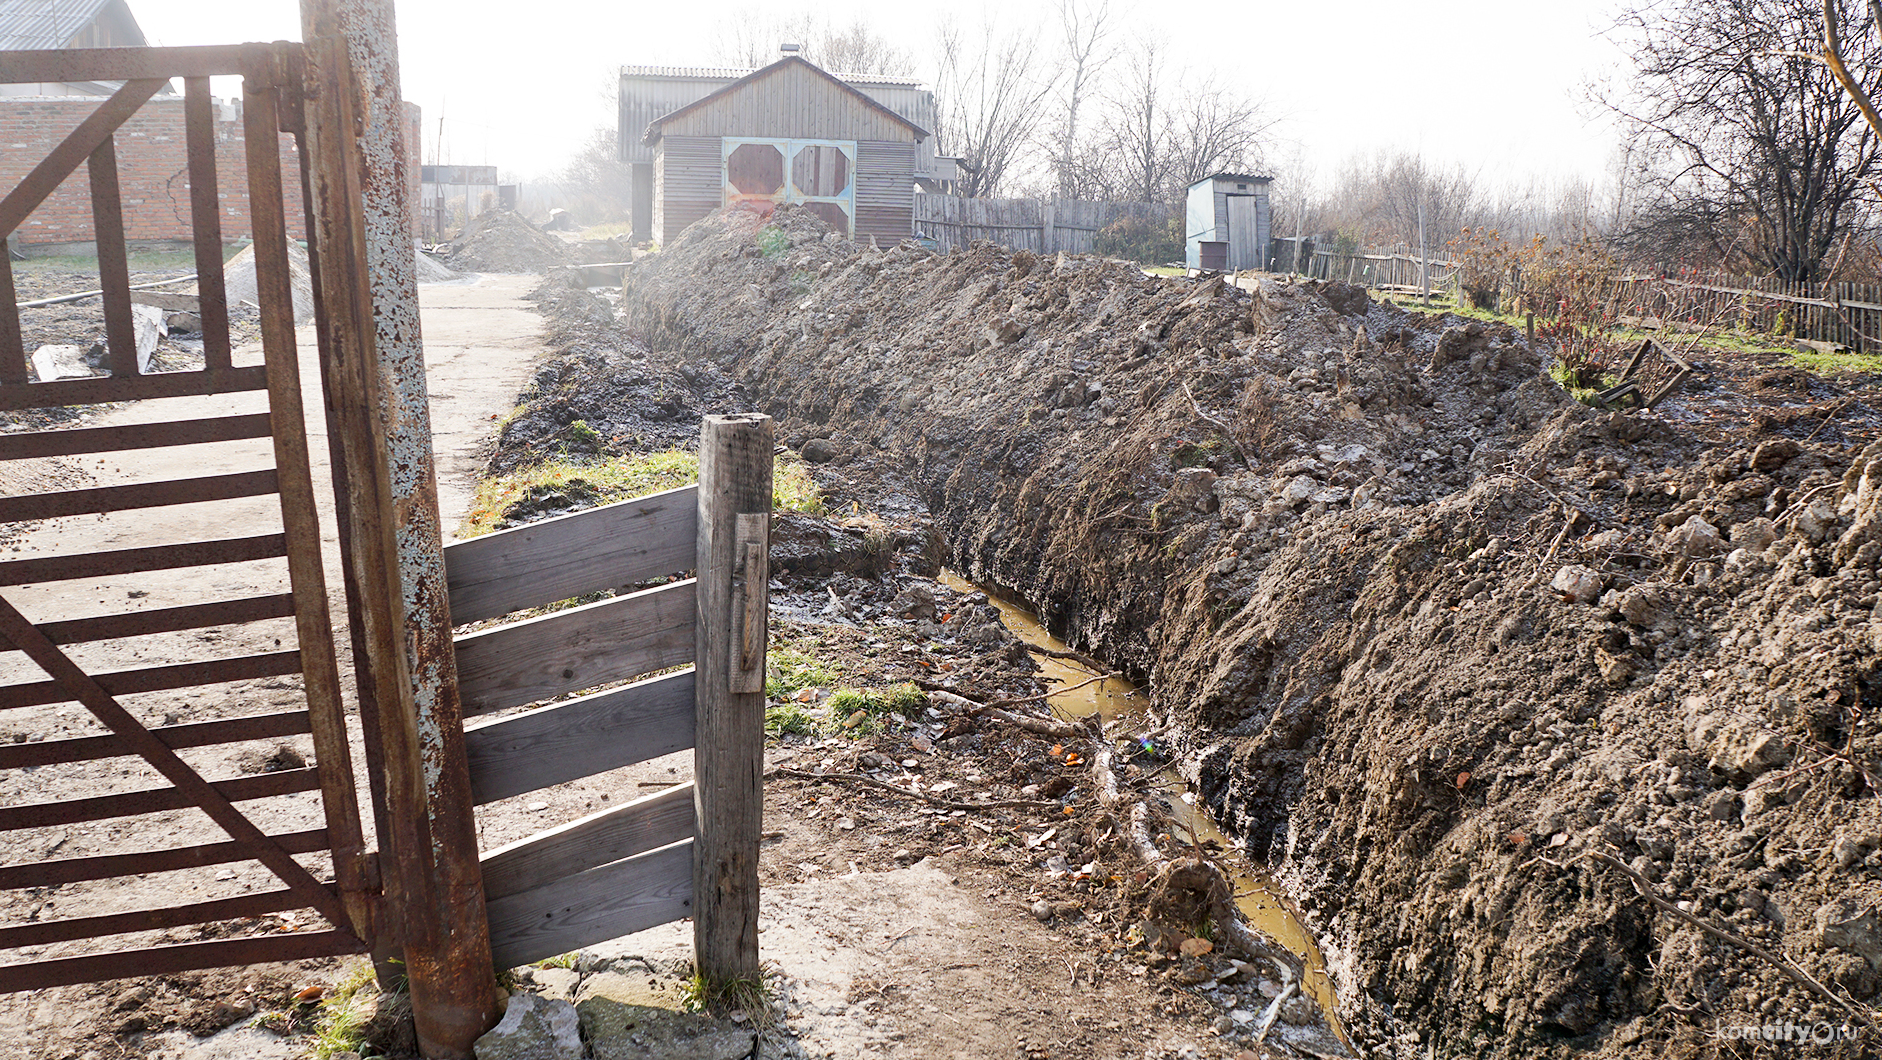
[1179,937,1214,957]
[1456,771,1471,789]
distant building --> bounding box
[1185,173,1272,272]
[621,50,957,245]
[0,0,158,95]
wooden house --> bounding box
[1185,172,1272,272]
[635,54,937,246]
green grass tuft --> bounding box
[460,448,824,539]
[827,683,928,734]
[1790,347,1882,375]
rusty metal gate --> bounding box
[0,43,376,991]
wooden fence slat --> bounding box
[484,839,693,970]
[443,485,697,625]
[463,668,694,804]
[479,783,695,900]
[0,928,367,995]
[453,578,695,716]
[0,828,329,890]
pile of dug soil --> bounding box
[592,205,1882,1057]
[443,210,571,274]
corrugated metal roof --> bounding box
[621,62,924,89]
[0,0,114,51]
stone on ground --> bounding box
[576,996,754,1060]
[472,992,582,1060]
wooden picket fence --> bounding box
[914,193,1173,255]
[1270,237,1463,292]
[1608,271,1882,353]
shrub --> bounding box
[1093,214,1184,267]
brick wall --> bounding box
[4,96,424,249]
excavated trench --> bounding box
[604,205,1882,1058]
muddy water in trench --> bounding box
[937,573,1343,1025]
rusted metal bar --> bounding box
[86,137,139,377]
[693,413,773,986]
[0,767,320,831]
[0,708,309,769]
[0,593,351,926]
[0,78,165,239]
[0,649,301,711]
[0,45,252,84]
[0,413,272,460]
[0,533,285,586]
[0,364,268,411]
[294,12,495,1050]
[0,468,278,522]
[0,592,292,650]
[0,928,367,995]
[183,76,233,372]
[0,253,24,385]
[0,888,306,949]
[0,828,330,890]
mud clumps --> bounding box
[597,205,1882,1057]
[443,210,572,274]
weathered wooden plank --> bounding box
[0,828,329,890]
[443,485,697,625]
[480,783,695,900]
[0,928,366,994]
[0,594,295,650]
[693,413,772,983]
[464,668,694,804]
[485,839,693,970]
[453,579,695,716]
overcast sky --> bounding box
[126,0,1632,193]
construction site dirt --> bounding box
[550,203,1882,1058]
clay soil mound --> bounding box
[546,203,1882,1057]
[444,210,571,274]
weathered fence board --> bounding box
[463,669,695,803]
[915,193,1173,255]
[443,485,698,625]
[480,783,695,900]
[0,829,332,890]
[485,839,695,969]
[452,579,696,716]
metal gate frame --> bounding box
[0,42,375,989]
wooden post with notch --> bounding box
[693,413,772,985]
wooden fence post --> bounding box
[694,414,773,985]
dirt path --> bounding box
[0,272,545,1060]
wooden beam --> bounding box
[463,668,694,804]
[692,414,772,985]
[443,485,697,624]
[452,579,696,716]
[479,783,695,900]
[485,839,693,970]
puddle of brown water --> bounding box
[938,572,1344,1026]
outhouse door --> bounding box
[1226,195,1261,272]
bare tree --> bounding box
[1089,37,1169,203]
[712,11,912,76]
[1160,76,1276,192]
[1601,0,1882,280]
[1052,0,1115,197]
[935,17,1060,198]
